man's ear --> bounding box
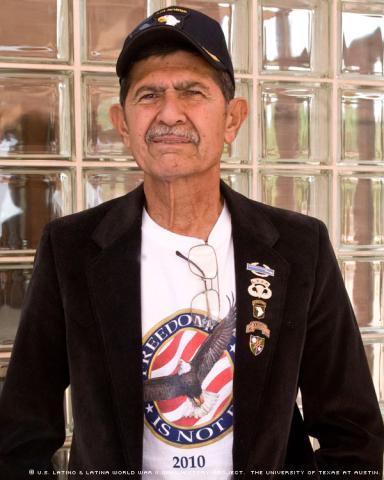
[109,103,131,148]
[223,97,248,145]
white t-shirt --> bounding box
[141,203,236,479]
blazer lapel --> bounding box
[86,185,145,471]
[222,183,291,470]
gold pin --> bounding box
[246,320,270,338]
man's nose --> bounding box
[156,92,186,125]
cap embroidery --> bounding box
[157,15,181,27]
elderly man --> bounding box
[0,6,383,480]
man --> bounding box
[0,6,383,480]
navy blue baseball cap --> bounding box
[116,6,235,88]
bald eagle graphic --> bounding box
[144,301,236,417]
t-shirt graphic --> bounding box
[142,303,236,447]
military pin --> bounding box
[252,299,266,319]
[246,320,270,338]
[246,262,275,278]
[249,335,265,356]
[248,278,272,299]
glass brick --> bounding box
[0,264,33,351]
[363,343,384,411]
[339,174,384,249]
[220,170,251,197]
[82,0,162,64]
[0,169,73,251]
[0,72,72,158]
[174,0,250,73]
[340,87,384,164]
[259,170,329,224]
[223,80,252,164]
[0,0,70,62]
[260,83,329,163]
[341,2,384,77]
[340,258,384,330]
[83,74,130,159]
[260,0,328,75]
[84,169,143,208]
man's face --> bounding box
[111,50,247,182]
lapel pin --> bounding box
[248,278,272,299]
[246,320,270,338]
[249,335,265,356]
[252,299,266,319]
[247,262,275,278]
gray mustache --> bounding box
[145,125,199,144]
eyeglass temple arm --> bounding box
[175,250,206,278]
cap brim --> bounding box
[116,26,228,80]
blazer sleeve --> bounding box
[298,221,384,476]
[0,223,69,479]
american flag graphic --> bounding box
[150,328,234,428]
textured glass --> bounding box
[83,0,161,63]
[84,169,143,208]
[0,170,73,251]
[0,73,71,158]
[340,259,384,331]
[363,343,384,410]
[0,265,32,350]
[341,88,384,164]
[261,83,329,163]
[261,0,328,75]
[175,0,249,73]
[341,2,384,77]
[0,0,69,62]
[340,175,384,249]
[83,74,130,159]
[220,170,251,196]
[223,80,251,164]
[260,171,329,223]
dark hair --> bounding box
[119,40,235,106]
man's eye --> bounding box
[185,90,203,97]
[138,93,158,101]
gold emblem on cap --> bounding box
[202,47,220,63]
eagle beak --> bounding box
[193,394,204,407]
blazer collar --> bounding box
[91,180,279,250]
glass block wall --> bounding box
[0,0,383,472]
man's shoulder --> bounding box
[46,184,144,243]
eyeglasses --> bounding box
[176,244,220,320]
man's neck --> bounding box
[143,172,223,242]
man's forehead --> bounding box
[128,51,218,87]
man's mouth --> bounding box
[151,136,191,144]
[145,126,199,145]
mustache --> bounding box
[145,125,200,144]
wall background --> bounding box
[0,0,383,471]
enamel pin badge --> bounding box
[249,335,265,356]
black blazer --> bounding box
[0,183,383,479]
